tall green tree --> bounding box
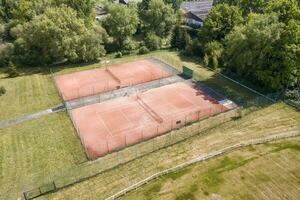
[164,0,183,10]
[57,0,95,26]
[12,6,106,66]
[203,41,224,69]
[224,13,292,90]
[142,0,177,37]
[264,0,300,23]
[200,3,243,43]
[171,26,191,50]
[103,3,139,48]
[214,0,269,15]
[281,19,300,88]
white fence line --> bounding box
[105,131,300,200]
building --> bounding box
[180,0,213,28]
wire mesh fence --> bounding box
[105,131,300,200]
[22,108,239,199]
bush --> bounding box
[0,43,14,67]
[115,51,123,58]
[7,62,19,78]
[171,26,192,50]
[144,32,162,50]
[122,38,138,52]
[138,46,150,55]
[0,86,6,96]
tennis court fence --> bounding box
[22,107,239,200]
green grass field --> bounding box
[37,103,300,200]
[0,50,299,200]
[0,112,86,200]
[122,138,300,200]
[0,67,61,121]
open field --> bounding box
[0,112,86,200]
[37,103,300,200]
[122,138,300,200]
[0,68,61,121]
[0,51,299,200]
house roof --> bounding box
[180,0,213,21]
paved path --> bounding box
[0,104,65,129]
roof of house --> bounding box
[180,0,213,21]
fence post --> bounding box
[53,181,57,191]
[23,193,27,200]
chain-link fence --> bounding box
[22,108,239,200]
[105,131,300,200]
[21,59,283,200]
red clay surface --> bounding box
[54,60,171,101]
[70,82,228,159]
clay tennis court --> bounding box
[54,59,171,101]
[70,82,228,159]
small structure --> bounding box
[180,0,213,28]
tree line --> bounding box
[0,0,181,67]
[172,0,299,91]
[0,0,299,92]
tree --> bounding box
[12,6,106,66]
[214,0,269,15]
[171,26,191,50]
[203,41,224,69]
[200,3,243,43]
[281,19,300,88]
[57,0,95,26]
[224,13,289,90]
[264,0,300,24]
[144,32,162,50]
[103,3,139,48]
[164,0,183,10]
[142,0,177,37]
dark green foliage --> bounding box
[171,26,192,50]
[142,0,178,37]
[203,41,224,69]
[214,0,269,15]
[183,38,203,57]
[121,38,138,53]
[0,86,6,96]
[164,0,183,10]
[224,13,298,90]
[115,52,123,58]
[0,42,14,67]
[103,3,139,48]
[264,0,300,23]
[7,61,19,78]
[145,32,162,50]
[201,3,243,43]
[138,46,150,54]
[12,6,106,66]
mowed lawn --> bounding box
[122,138,300,200]
[38,103,300,200]
[0,67,61,121]
[0,112,86,200]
